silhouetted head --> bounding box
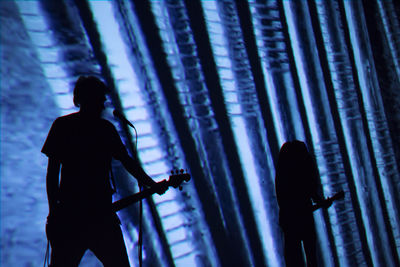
[278,141,309,164]
[276,140,313,183]
[73,76,107,117]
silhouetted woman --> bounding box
[275,141,326,267]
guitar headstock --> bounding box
[168,169,191,190]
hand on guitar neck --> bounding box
[112,169,191,212]
[312,191,344,212]
[147,179,169,195]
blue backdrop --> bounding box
[2,1,400,266]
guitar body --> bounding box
[46,172,191,244]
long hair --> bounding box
[275,140,317,202]
[276,141,311,178]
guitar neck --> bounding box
[312,201,327,212]
[312,191,344,212]
[112,187,157,212]
[111,172,191,212]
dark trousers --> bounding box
[282,224,318,267]
[49,218,130,267]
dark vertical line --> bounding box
[393,0,400,26]
[363,0,400,208]
[363,0,400,196]
[277,0,341,265]
[305,1,359,266]
[369,0,400,171]
[359,0,400,265]
[276,0,314,153]
[234,0,280,165]
[71,1,176,266]
[182,0,267,266]
[337,0,399,265]
[70,0,118,106]
[274,0,324,263]
[275,12,333,265]
[129,0,244,266]
[232,1,284,263]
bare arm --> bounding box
[119,154,157,188]
[46,157,60,214]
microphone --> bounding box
[113,109,134,128]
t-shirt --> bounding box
[42,112,128,218]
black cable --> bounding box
[132,124,144,267]
[43,239,50,267]
[113,109,143,266]
[126,118,143,267]
[138,183,143,267]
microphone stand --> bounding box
[138,182,143,267]
[130,123,143,267]
[114,111,143,267]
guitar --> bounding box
[312,190,344,212]
[45,170,190,243]
[112,170,191,212]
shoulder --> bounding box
[53,112,79,124]
[49,113,78,131]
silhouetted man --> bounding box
[42,76,165,267]
[275,141,330,267]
